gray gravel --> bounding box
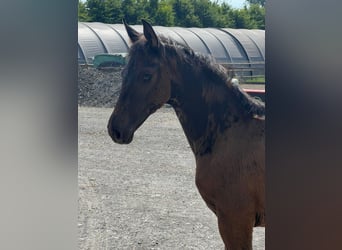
[78,106,265,249]
[78,66,123,108]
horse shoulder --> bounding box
[194,122,265,214]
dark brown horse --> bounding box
[107,20,265,250]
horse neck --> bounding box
[166,53,244,156]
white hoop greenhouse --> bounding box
[78,22,264,77]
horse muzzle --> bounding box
[107,118,134,144]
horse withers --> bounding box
[107,20,265,250]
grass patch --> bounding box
[243,76,265,83]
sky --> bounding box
[224,0,246,9]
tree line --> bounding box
[78,0,265,29]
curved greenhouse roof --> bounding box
[78,22,264,76]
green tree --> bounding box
[104,0,123,23]
[247,4,265,29]
[191,0,216,27]
[246,0,265,7]
[154,0,175,26]
[172,0,201,27]
[147,0,159,22]
[135,0,149,22]
[78,0,265,30]
[78,1,90,21]
[231,8,256,29]
[121,0,137,23]
[121,0,149,24]
[218,3,235,28]
[87,0,106,22]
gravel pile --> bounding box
[78,65,123,108]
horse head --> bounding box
[108,20,172,144]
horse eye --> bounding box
[143,73,152,81]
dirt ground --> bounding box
[78,106,265,249]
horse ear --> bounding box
[123,18,141,43]
[142,19,160,49]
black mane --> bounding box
[159,35,265,118]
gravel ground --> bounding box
[78,66,123,107]
[78,106,265,249]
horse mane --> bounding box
[231,82,265,118]
[129,34,265,118]
[158,35,265,118]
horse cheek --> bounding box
[159,75,171,103]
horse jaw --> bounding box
[107,107,155,144]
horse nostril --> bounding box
[107,123,121,142]
[113,129,121,141]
